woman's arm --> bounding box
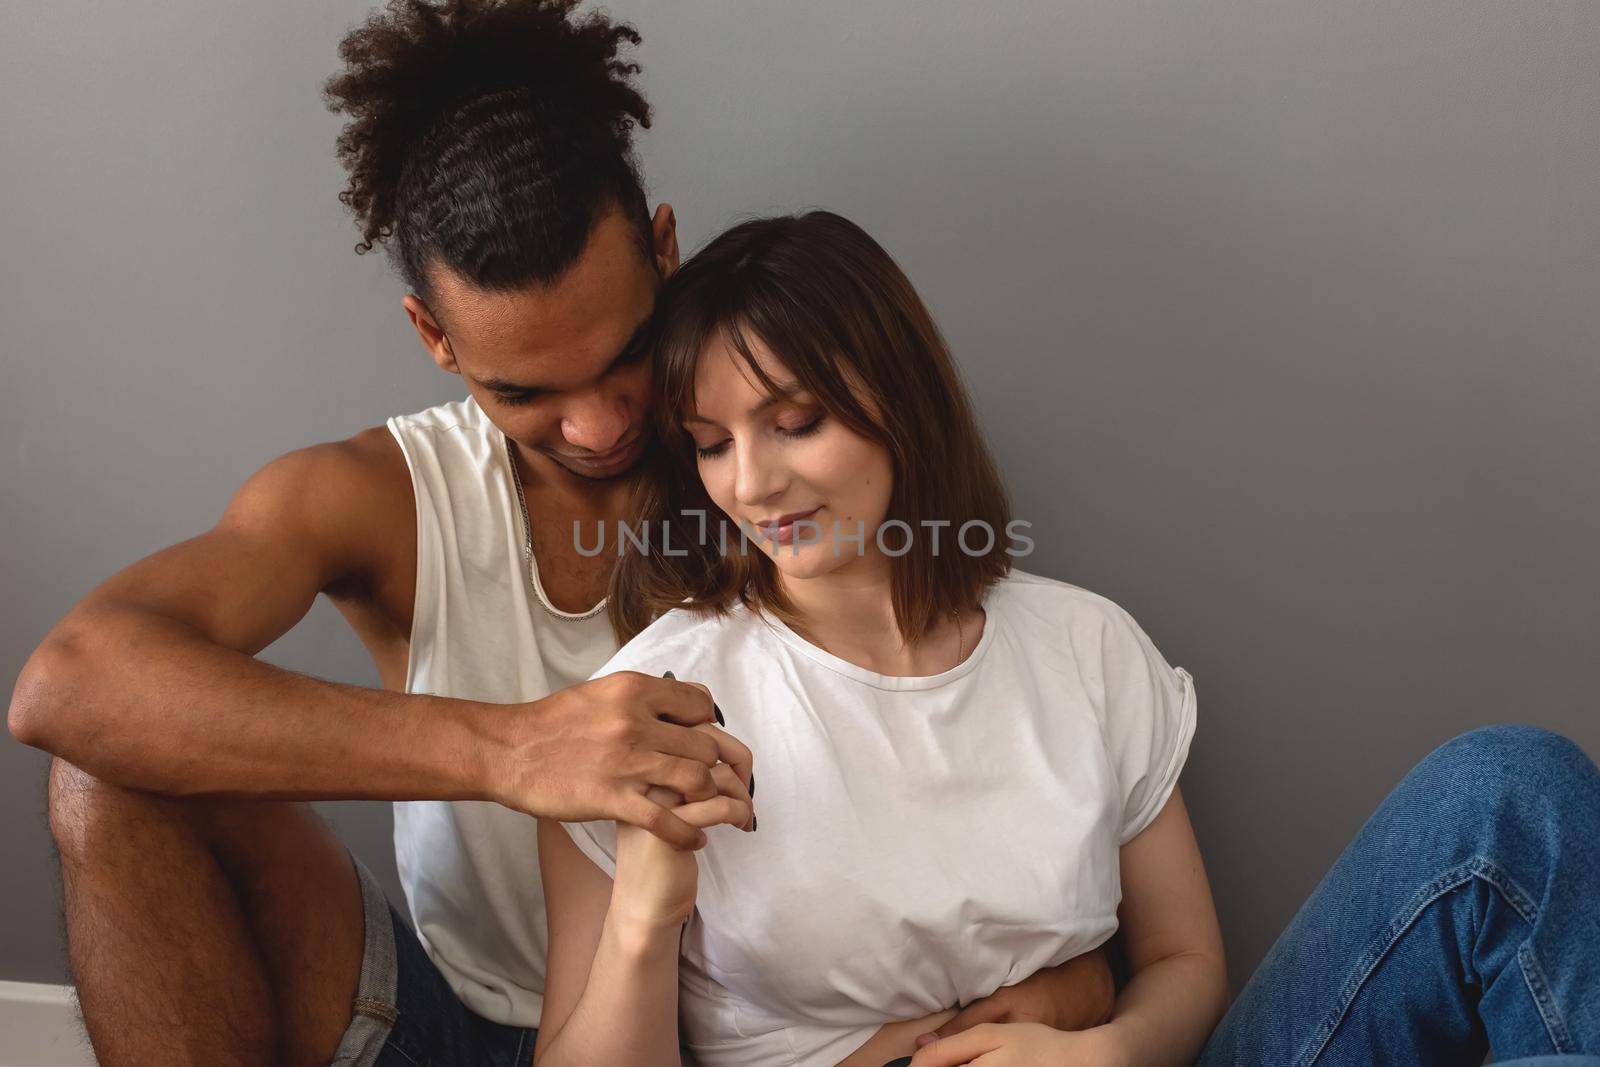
[909,786,1228,1067]
[536,750,754,1067]
[534,817,685,1067]
[1098,785,1230,1063]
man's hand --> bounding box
[489,671,754,851]
[913,945,1115,1049]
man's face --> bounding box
[407,205,677,483]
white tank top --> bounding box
[386,395,620,1028]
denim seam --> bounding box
[1518,941,1576,1054]
[1468,860,1574,1054]
[1298,855,1545,1067]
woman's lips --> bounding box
[756,507,822,545]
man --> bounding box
[7,2,1112,1064]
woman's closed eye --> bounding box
[694,414,826,460]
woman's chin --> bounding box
[762,543,852,580]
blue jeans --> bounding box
[328,856,535,1066]
[1195,725,1600,1067]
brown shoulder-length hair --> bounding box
[607,210,1013,645]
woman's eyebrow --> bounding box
[681,381,804,425]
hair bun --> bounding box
[326,0,650,253]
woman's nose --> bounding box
[732,439,787,506]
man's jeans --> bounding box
[1195,724,1600,1066]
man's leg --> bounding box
[47,757,366,1067]
[1196,724,1600,1067]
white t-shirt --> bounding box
[387,397,623,1027]
[563,568,1196,1066]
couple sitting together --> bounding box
[19,2,1596,1066]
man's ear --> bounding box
[402,294,459,375]
[651,202,681,279]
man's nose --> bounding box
[560,387,632,454]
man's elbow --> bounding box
[8,626,94,753]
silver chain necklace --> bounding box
[505,434,609,622]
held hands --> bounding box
[613,772,754,930]
[901,948,1119,1067]
[915,945,1116,1045]
[907,1022,1131,1067]
[489,671,754,850]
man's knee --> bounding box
[46,757,264,867]
[45,758,152,862]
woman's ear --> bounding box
[651,202,681,279]
[402,293,459,375]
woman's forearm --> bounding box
[535,913,685,1067]
[1100,951,1230,1067]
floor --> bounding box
[0,984,96,1067]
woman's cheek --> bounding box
[820,441,893,528]
[702,470,739,527]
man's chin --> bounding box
[551,442,647,481]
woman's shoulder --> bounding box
[992,569,1186,687]
[589,598,767,682]
[993,567,1145,637]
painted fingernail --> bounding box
[662,670,676,679]
[713,702,726,727]
[883,1058,913,1067]
[748,770,755,799]
[751,815,758,832]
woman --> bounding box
[534,209,1227,1066]
[534,211,1600,1066]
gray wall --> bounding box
[3,0,1596,992]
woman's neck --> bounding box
[775,563,982,678]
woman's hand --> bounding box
[907,1022,1131,1067]
[611,723,754,931]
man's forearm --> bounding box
[9,607,496,803]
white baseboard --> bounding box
[0,983,96,1067]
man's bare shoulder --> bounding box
[221,424,415,579]
[229,424,406,512]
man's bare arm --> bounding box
[6,428,494,801]
[9,426,752,844]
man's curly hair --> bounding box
[324,0,653,297]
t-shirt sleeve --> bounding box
[561,817,619,878]
[1098,602,1198,845]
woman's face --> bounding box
[681,332,894,582]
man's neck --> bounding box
[513,441,641,521]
